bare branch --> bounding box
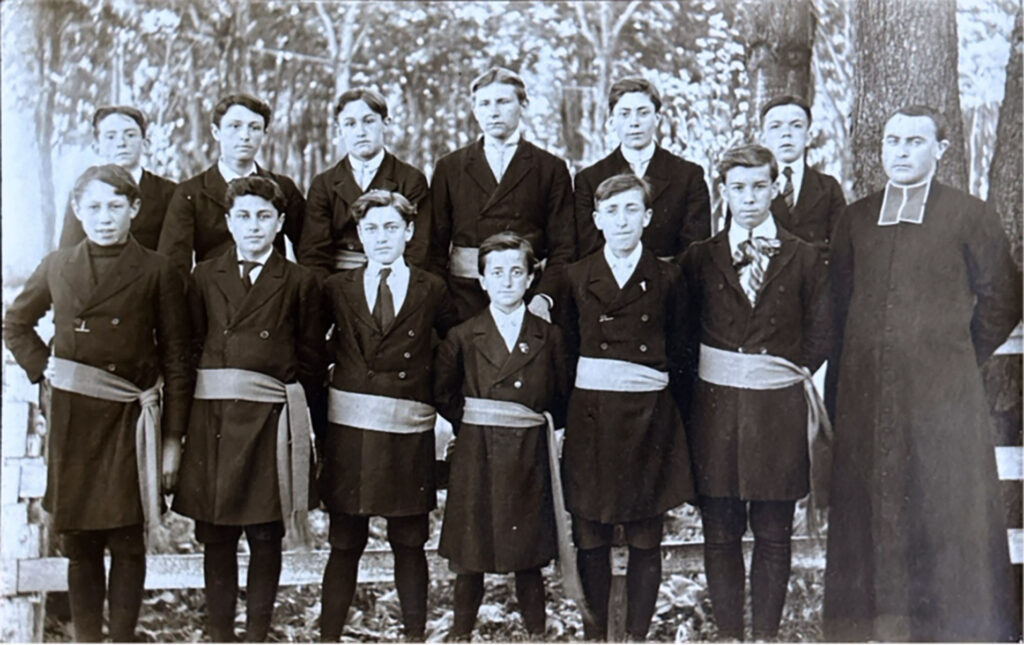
[314,1,339,60]
[609,0,641,43]
[574,2,598,48]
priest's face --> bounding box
[724,164,777,231]
[73,179,139,246]
[611,91,660,151]
[881,114,949,186]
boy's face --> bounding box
[881,113,948,186]
[94,113,146,170]
[724,164,777,230]
[337,99,387,162]
[611,91,660,151]
[479,248,532,313]
[357,205,413,266]
[225,194,283,258]
[212,104,266,166]
[73,179,139,246]
[472,82,523,141]
[761,104,810,164]
[593,187,652,256]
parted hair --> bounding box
[717,144,779,183]
[759,94,812,122]
[351,189,417,224]
[593,173,653,209]
[335,87,389,120]
[72,164,141,205]
[225,176,287,213]
[477,231,537,275]
[213,93,272,128]
[887,104,949,141]
[608,77,662,113]
[92,106,148,137]
[470,67,528,105]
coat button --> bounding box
[398,371,407,379]
[600,342,609,350]
[367,370,375,378]
[107,364,117,372]
[640,314,649,322]
[717,282,724,290]
[760,347,767,354]
[223,329,230,335]
[403,352,411,359]
[260,330,270,339]
[770,317,777,325]
[738,346,744,353]
[778,285,786,293]
[639,344,648,352]
[111,318,120,326]
[407,330,415,337]
[513,380,523,389]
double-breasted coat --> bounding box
[680,226,831,501]
[319,266,459,517]
[823,181,1021,641]
[2,238,191,531]
[298,152,430,278]
[59,170,178,250]
[434,310,569,573]
[574,146,711,260]
[429,138,575,320]
[562,250,695,523]
[158,164,306,275]
[172,248,326,526]
[769,166,846,249]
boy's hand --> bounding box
[42,360,56,382]
[528,295,552,323]
[161,437,182,493]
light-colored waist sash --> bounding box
[334,249,368,271]
[194,368,314,549]
[462,397,546,428]
[50,357,163,538]
[574,357,669,392]
[328,388,436,434]
[449,245,479,279]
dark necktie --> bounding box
[781,166,795,209]
[372,267,395,330]
[732,232,782,306]
[240,260,261,290]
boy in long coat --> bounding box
[319,190,459,641]
[430,66,574,323]
[562,173,695,640]
[3,165,191,642]
[824,105,1022,641]
[173,176,326,642]
[298,88,430,277]
[681,144,831,640]
[574,77,711,261]
[434,232,569,639]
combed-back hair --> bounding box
[886,104,949,141]
[225,176,287,213]
[351,189,417,224]
[92,106,148,137]
[470,67,528,105]
[335,87,389,120]
[759,94,812,122]
[71,164,141,205]
[593,173,653,210]
[608,77,662,113]
[213,93,272,128]
[477,231,537,275]
[717,144,779,183]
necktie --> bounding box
[485,143,513,182]
[781,166,795,209]
[372,267,395,330]
[240,260,261,290]
[732,234,781,306]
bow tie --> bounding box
[732,237,782,268]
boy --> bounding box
[298,87,430,277]
[3,164,191,641]
[433,231,569,639]
[172,176,326,642]
[574,77,711,261]
[319,190,458,641]
[680,144,831,640]
[562,173,695,640]
[59,106,178,250]
[159,93,306,275]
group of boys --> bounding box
[4,64,1020,644]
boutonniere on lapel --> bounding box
[640,280,647,292]
[518,342,530,354]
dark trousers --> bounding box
[699,496,796,639]
[450,569,546,638]
[61,525,146,642]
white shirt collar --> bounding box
[621,141,656,165]
[366,254,409,280]
[728,216,778,254]
[483,130,521,149]
[236,246,274,266]
[489,303,526,351]
[218,159,258,183]
[349,148,385,172]
[603,242,644,288]
[127,166,144,184]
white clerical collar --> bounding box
[236,245,274,266]
[621,141,656,165]
[350,148,385,172]
[366,254,409,279]
[218,159,258,183]
[878,175,933,226]
[483,130,521,149]
[729,216,778,253]
[603,242,644,271]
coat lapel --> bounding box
[708,231,747,299]
[643,147,673,204]
[792,167,825,221]
[585,253,623,309]
[608,250,657,312]
[81,239,147,313]
[200,165,230,212]
[211,247,249,321]
[471,311,512,371]
[367,152,400,192]
[484,141,533,213]
[233,250,287,323]
[494,312,549,383]
[59,241,93,313]
[384,267,428,338]
[464,139,499,197]
[332,158,366,212]
[757,229,800,295]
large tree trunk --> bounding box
[988,9,1022,266]
[740,0,816,116]
[850,0,967,198]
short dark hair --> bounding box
[351,189,417,224]
[225,176,286,213]
[92,106,147,137]
[886,104,949,141]
[71,164,141,205]
[212,93,272,128]
[593,174,652,210]
[608,77,662,113]
[717,144,779,183]
[477,231,537,276]
[335,88,389,120]
[759,94,812,122]
[470,67,528,105]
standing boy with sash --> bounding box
[319,190,458,641]
[3,164,191,642]
[562,173,696,640]
[680,144,831,640]
[172,176,326,642]
[299,87,430,277]
[433,232,569,639]
[430,66,574,323]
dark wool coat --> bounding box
[769,166,846,248]
[172,249,326,526]
[3,239,191,531]
[562,250,696,523]
[59,170,178,251]
[434,310,569,573]
[823,181,1022,642]
[319,266,458,517]
[429,138,575,320]
[574,146,711,260]
[158,164,306,275]
[680,226,831,500]
[298,152,430,278]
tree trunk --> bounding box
[33,4,61,253]
[850,0,967,198]
[987,9,1022,266]
[740,0,816,117]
